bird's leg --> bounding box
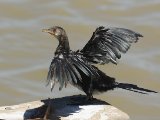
[86,94,93,101]
[87,75,94,101]
[68,87,93,105]
[68,77,94,105]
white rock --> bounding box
[0,95,130,120]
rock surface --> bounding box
[0,95,130,120]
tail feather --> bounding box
[115,82,158,94]
[91,66,157,94]
[92,70,117,92]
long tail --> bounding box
[115,82,158,94]
[92,67,157,94]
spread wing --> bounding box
[47,53,99,91]
[81,26,143,64]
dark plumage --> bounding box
[42,26,145,100]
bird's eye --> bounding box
[55,29,61,36]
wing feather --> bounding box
[47,53,97,91]
[81,26,143,64]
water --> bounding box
[0,0,160,119]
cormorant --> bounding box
[42,26,143,100]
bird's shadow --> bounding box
[23,95,109,120]
[23,83,158,120]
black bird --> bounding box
[42,26,150,100]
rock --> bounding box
[0,95,130,120]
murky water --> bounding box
[0,0,160,119]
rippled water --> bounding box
[0,0,160,120]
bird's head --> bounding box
[42,26,66,40]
